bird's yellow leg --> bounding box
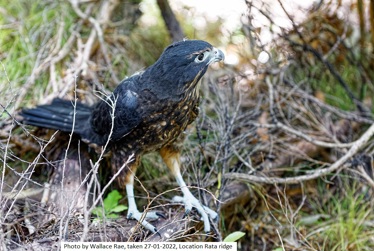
[160,145,217,233]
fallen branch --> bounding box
[225,123,374,184]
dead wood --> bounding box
[156,0,185,42]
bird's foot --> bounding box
[127,209,166,233]
[173,193,217,233]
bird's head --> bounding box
[142,40,224,99]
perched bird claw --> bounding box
[212,215,219,223]
[203,205,218,220]
[182,209,191,219]
[127,209,162,233]
[172,193,217,233]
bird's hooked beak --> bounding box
[207,47,225,65]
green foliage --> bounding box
[223,231,245,242]
[0,0,76,104]
[127,0,170,67]
[305,181,374,251]
[272,248,284,251]
[289,62,357,111]
[92,190,127,220]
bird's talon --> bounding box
[183,209,191,219]
[155,229,161,237]
[156,212,166,219]
[174,192,217,233]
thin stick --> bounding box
[225,123,374,184]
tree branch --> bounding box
[156,0,184,42]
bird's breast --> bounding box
[115,90,199,154]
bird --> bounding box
[20,39,225,234]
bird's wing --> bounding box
[90,78,142,143]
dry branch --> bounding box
[225,123,374,184]
[156,0,185,42]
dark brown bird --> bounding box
[20,40,224,233]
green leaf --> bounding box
[103,190,123,212]
[92,218,101,224]
[223,231,245,242]
[298,214,330,226]
[91,207,105,218]
[109,205,127,213]
[107,213,120,219]
[272,248,284,251]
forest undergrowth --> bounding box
[1,0,374,250]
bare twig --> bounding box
[225,123,374,184]
[357,165,374,189]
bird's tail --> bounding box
[20,98,92,135]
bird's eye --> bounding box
[195,52,207,63]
